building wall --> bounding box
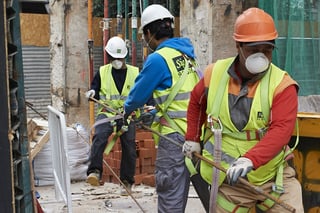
[180,0,257,71]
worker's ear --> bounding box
[236,42,241,50]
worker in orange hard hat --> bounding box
[183,7,305,212]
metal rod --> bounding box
[102,159,146,213]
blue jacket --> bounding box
[124,37,196,114]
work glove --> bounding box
[85,89,95,99]
[182,140,201,159]
[122,111,130,126]
[226,157,253,185]
[136,111,155,127]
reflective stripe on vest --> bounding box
[98,64,139,117]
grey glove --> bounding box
[136,111,155,127]
[85,89,95,99]
[226,157,253,185]
[182,140,201,159]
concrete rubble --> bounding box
[35,181,206,213]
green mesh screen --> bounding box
[259,0,320,96]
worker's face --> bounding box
[143,30,156,51]
[237,42,274,76]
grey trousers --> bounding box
[156,132,190,213]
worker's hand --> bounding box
[136,111,155,127]
[182,140,201,159]
[122,111,130,126]
[226,157,253,185]
[85,89,95,99]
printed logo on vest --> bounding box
[172,55,186,76]
[257,111,264,120]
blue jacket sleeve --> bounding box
[124,53,172,114]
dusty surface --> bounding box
[36,181,206,213]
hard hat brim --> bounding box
[245,41,276,47]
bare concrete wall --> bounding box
[49,0,90,127]
[180,0,245,72]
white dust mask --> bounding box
[244,52,270,74]
[111,60,123,69]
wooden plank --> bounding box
[30,130,49,160]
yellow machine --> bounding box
[292,112,320,212]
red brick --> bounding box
[114,159,121,169]
[113,150,122,160]
[140,157,153,166]
[140,165,155,174]
[139,148,154,158]
[134,173,148,185]
[111,175,120,184]
[142,174,155,187]
[136,131,153,140]
[137,140,144,149]
[143,139,156,149]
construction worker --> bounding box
[123,4,200,213]
[183,7,304,212]
[85,36,138,196]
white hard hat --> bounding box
[105,36,128,58]
[140,4,174,32]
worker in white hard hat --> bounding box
[85,36,139,196]
[123,4,201,213]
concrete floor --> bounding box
[35,181,207,213]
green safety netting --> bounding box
[259,0,320,96]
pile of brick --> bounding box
[102,129,157,187]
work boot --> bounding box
[120,180,132,196]
[86,170,100,186]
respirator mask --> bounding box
[111,60,123,69]
[241,49,270,74]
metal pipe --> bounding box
[142,0,148,61]
[131,0,137,66]
[103,0,110,64]
[87,0,95,134]
[117,0,122,37]
[125,0,129,62]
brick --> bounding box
[142,174,155,187]
[114,159,121,169]
[136,140,144,149]
[143,139,156,149]
[113,150,122,160]
[134,173,148,185]
[111,175,120,184]
[139,148,154,158]
[140,165,155,174]
[140,157,153,166]
[136,131,153,140]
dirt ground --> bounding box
[35,181,207,213]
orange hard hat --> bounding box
[233,7,278,42]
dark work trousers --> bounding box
[87,114,137,184]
